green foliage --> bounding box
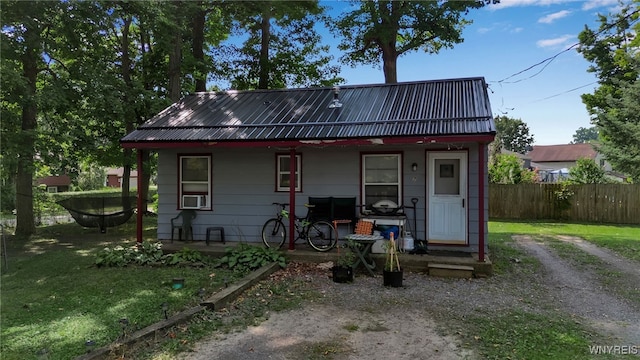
[329,0,492,82]
[335,241,358,267]
[217,244,287,273]
[552,183,574,219]
[571,126,599,144]
[578,4,640,182]
[165,247,204,265]
[489,154,536,184]
[230,1,342,89]
[94,241,203,267]
[493,115,535,154]
[567,158,611,184]
[75,161,107,191]
[595,77,640,182]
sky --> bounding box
[320,0,629,145]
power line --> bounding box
[531,81,598,102]
[491,6,640,85]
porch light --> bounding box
[328,86,343,109]
[412,163,418,172]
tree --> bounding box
[567,158,610,184]
[571,126,599,144]
[1,1,66,235]
[489,154,536,184]
[230,1,341,90]
[578,2,640,182]
[493,115,535,154]
[329,0,495,83]
[594,77,640,181]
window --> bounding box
[179,155,211,210]
[362,154,401,206]
[47,186,58,193]
[276,154,301,192]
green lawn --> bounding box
[0,222,244,360]
[489,220,640,262]
[2,219,638,359]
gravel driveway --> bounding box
[179,235,640,359]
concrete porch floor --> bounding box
[161,240,493,277]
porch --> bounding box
[161,240,493,278]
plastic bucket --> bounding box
[403,233,414,251]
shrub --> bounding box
[94,241,204,267]
[217,244,286,273]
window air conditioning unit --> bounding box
[182,195,206,209]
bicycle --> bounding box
[261,202,336,252]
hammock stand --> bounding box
[57,196,137,233]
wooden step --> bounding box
[428,263,474,278]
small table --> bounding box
[345,234,383,276]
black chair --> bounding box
[170,210,197,242]
[331,197,357,224]
[307,197,332,222]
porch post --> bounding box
[136,149,144,244]
[288,147,296,250]
[478,142,486,262]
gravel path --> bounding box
[179,235,640,359]
[514,235,640,344]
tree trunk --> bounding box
[120,16,135,199]
[168,1,183,102]
[192,2,206,92]
[382,48,398,84]
[258,5,271,89]
[15,25,39,236]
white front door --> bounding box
[427,151,467,244]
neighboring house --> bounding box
[106,167,138,189]
[527,143,612,182]
[121,77,496,260]
[36,175,71,193]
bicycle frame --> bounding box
[278,208,312,241]
[262,202,336,252]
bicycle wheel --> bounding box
[307,220,336,252]
[262,219,286,249]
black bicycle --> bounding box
[261,202,336,252]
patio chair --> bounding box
[171,210,197,242]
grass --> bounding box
[0,220,246,360]
[2,219,638,359]
[468,310,614,360]
[489,220,640,262]
[480,221,640,359]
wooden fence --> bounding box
[489,183,640,224]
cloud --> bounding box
[582,0,620,11]
[538,10,572,24]
[491,0,574,10]
[536,34,574,48]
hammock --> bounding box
[57,196,137,233]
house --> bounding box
[36,175,71,193]
[120,77,496,261]
[106,167,138,189]
[527,143,611,182]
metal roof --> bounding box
[121,77,495,147]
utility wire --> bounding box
[531,81,598,102]
[491,7,640,85]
